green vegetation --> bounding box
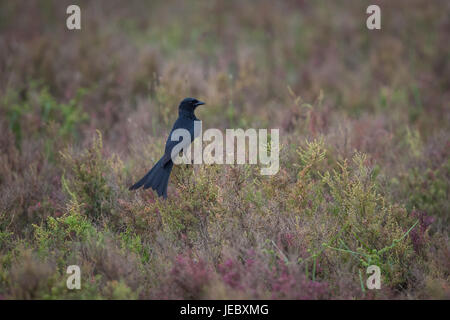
[0,0,448,299]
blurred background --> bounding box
[1,1,448,146]
[0,0,448,299]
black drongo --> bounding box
[129,97,205,198]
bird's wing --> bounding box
[163,117,196,164]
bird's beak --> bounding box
[195,101,205,107]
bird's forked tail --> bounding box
[129,156,173,199]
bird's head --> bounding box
[179,97,205,112]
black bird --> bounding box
[129,97,205,198]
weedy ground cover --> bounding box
[0,0,448,299]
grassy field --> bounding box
[0,0,448,299]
